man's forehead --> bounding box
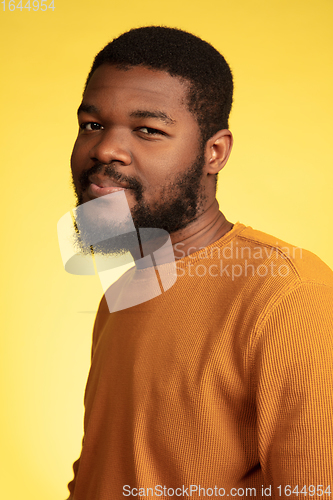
[84,64,189,105]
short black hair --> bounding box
[85,26,233,145]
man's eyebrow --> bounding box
[77,103,100,116]
[129,110,176,125]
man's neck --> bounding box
[131,200,233,266]
[170,200,233,261]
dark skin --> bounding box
[71,64,234,261]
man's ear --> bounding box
[205,129,233,174]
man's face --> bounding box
[71,64,208,254]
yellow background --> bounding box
[0,0,332,498]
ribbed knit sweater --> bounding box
[67,223,333,499]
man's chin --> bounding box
[72,189,139,255]
[75,230,141,257]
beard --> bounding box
[72,151,207,257]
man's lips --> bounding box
[87,183,127,199]
[86,174,130,199]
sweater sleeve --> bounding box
[253,282,333,499]
[65,297,110,499]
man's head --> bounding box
[85,26,233,146]
[71,27,234,255]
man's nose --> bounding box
[89,129,132,166]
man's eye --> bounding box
[80,122,103,131]
[138,127,164,136]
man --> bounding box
[66,26,333,499]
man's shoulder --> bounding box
[235,224,333,287]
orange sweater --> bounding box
[67,223,333,499]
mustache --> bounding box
[78,162,143,194]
